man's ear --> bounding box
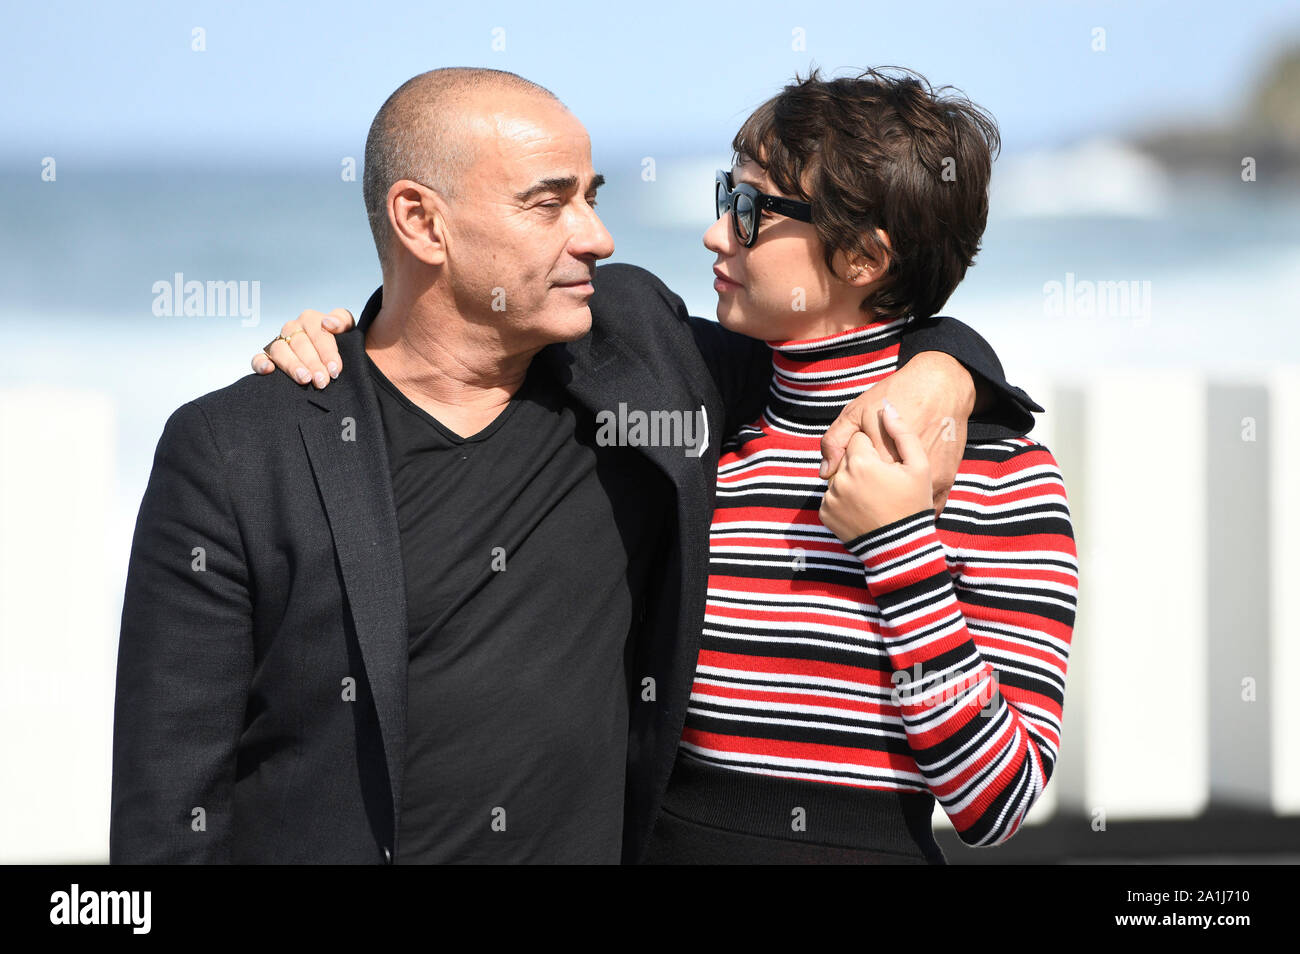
[387,179,449,267]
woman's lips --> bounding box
[713,268,741,291]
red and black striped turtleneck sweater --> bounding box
[677,316,1079,847]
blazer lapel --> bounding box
[537,323,718,493]
[297,327,408,847]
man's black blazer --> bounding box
[109,262,1041,864]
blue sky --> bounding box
[3,0,1298,167]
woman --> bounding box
[255,67,1078,863]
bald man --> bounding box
[110,68,1040,864]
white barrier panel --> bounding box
[1207,383,1271,809]
[0,390,116,863]
[1270,370,1300,815]
[1075,372,1208,820]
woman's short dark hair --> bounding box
[733,66,1001,321]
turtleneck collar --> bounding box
[763,316,911,434]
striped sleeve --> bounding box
[843,439,1078,847]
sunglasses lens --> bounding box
[716,179,728,219]
[734,193,755,242]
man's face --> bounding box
[441,96,614,349]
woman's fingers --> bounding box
[881,398,927,469]
[843,430,874,468]
[844,418,894,466]
[320,308,355,334]
[285,327,331,387]
[819,414,856,479]
[256,311,346,388]
[820,393,887,478]
[257,336,301,379]
[305,310,350,381]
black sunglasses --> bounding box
[715,169,813,247]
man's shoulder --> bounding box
[200,363,317,412]
[591,261,675,299]
[589,262,687,333]
[162,364,322,444]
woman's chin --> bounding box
[716,304,749,334]
[717,306,776,342]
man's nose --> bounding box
[571,203,615,260]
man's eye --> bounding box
[538,198,599,209]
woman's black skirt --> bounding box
[643,753,947,865]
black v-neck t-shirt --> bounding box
[365,349,668,863]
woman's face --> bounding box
[704,157,880,342]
